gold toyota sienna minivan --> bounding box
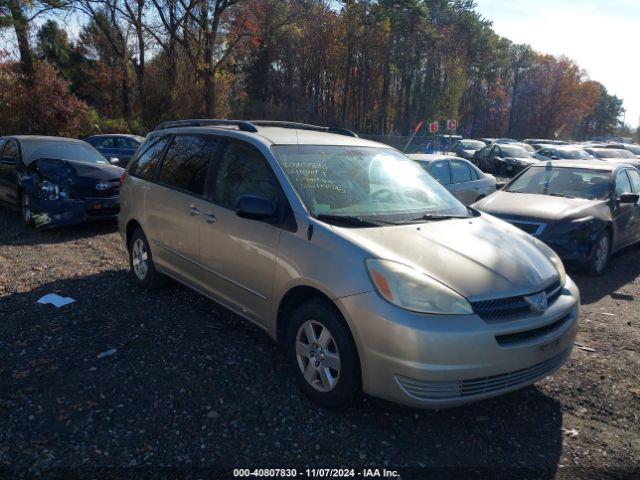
[118,120,579,409]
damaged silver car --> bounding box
[0,136,123,229]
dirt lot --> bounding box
[0,208,638,479]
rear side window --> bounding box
[451,160,472,183]
[214,141,280,210]
[158,135,217,196]
[131,135,170,180]
[427,161,451,185]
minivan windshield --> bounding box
[506,166,611,200]
[273,145,469,223]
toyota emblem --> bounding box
[524,291,548,313]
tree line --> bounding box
[0,0,632,140]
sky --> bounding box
[475,0,640,128]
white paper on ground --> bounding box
[37,293,76,308]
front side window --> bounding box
[506,166,611,200]
[130,135,170,180]
[2,140,18,163]
[214,141,281,210]
[450,160,472,183]
[476,146,491,158]
[158,135,217,195]
[627,169,640,193]
[94,137,116,148]
[273,145,468,221]
[119,138,139,149]
[615,170,632,196]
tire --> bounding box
[286,299,361,409]
[128,228,166,289]
[20,191,35,228]
[587,231,610,276]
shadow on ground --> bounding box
[0,207,118,246]
[571,244,640,305]
[0,271,564,478]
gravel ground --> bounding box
[0,208,639,479]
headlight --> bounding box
[366,259,473,315]
[528,237,567,287]
[38,181,68,200]
[548,251,567,287]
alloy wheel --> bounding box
[131,238,149,280]
[594,235,609,274]
[295,320,341,392]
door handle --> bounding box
[204,212,217,223]
[189,204,201,216]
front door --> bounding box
[144,134,218,285]
[625,168,640,243]
[198,139,284,324]
[612,169,636,249]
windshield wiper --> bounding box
[548,193,575,199]
[409,214,468,222]
[315,214,384,227]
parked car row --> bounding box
[2,120,639,412]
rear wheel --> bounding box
[587,231,610,276]
[128,228,166,289]
[287,299,360,409]
[20,192,34,228]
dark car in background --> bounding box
[84,134,143,167]
[408,154,496,204]
[474,143,538,176]
[451,139,486,160]
[0,136,123,229]
[473,161,640,275]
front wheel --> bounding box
[587,231,610,276]
[287,300,360,409]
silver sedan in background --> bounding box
[408,154,497,204]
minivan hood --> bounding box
[475,191,602,222]
[334,214,558,300]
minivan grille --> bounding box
[472,281,562,321]
[396,350,568,400]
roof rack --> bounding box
[153,119,358,138]
[250,120,358,137]
[153,119,258,132]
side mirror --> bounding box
[617,193,639,204]
[109,157,120,165]
[236,194,276,220]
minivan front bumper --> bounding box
[336,277,579,409]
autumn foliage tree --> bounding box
[0,0,627,139]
